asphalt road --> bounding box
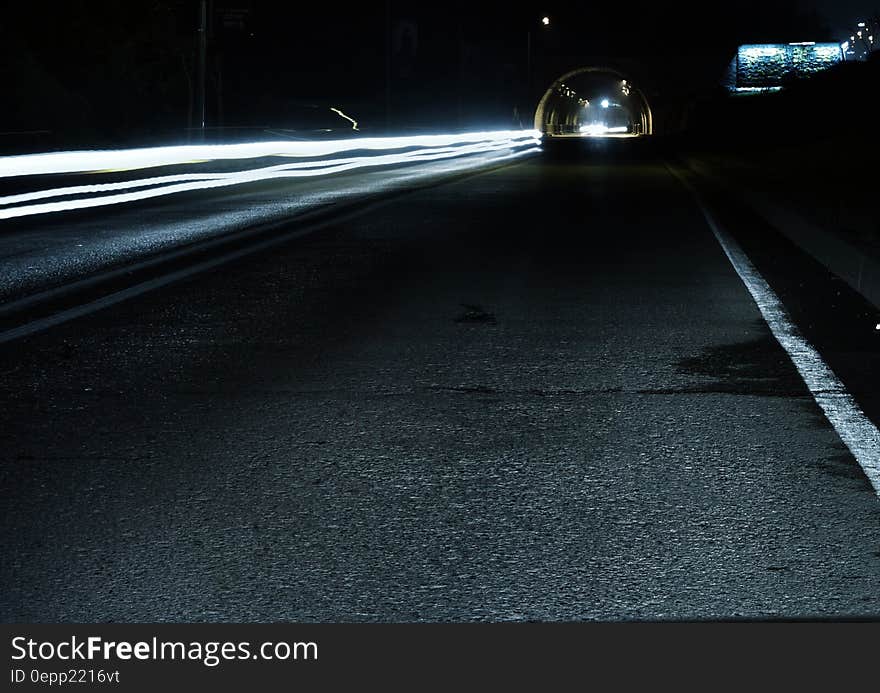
[0,144,532,304]
[2,140,879,622]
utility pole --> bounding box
[385,0,392,133]
[457,16,464,130]
[196,0,208,140]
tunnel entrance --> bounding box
[534,67,653,137]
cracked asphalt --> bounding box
[1,143,879,622]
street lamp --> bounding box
[526,16,550,108]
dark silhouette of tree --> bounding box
[1,1,197,148]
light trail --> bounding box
[0,130,541,220]
[329,107,359,131]
[0,138,528,207]
[0,130,541,178]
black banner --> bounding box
[3,622,879,691]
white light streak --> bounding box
[0,130,542,220]
[329,107,358,130]
[0,130,541,179]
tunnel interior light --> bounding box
[788,41,816,46]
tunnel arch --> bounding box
[533,66,654,136]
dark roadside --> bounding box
[678,54,880,309]
[662,58,880,458]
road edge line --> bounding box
[669,164,880,498]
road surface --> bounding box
[2,139,879,621]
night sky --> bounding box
[0,1,875,145]
[806,0,878,32]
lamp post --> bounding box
[385,0,391,132]
[196,0,208,141]
[526,16,550,104]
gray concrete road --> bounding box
[2,143,879,622]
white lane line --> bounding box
[672,168,880,497]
